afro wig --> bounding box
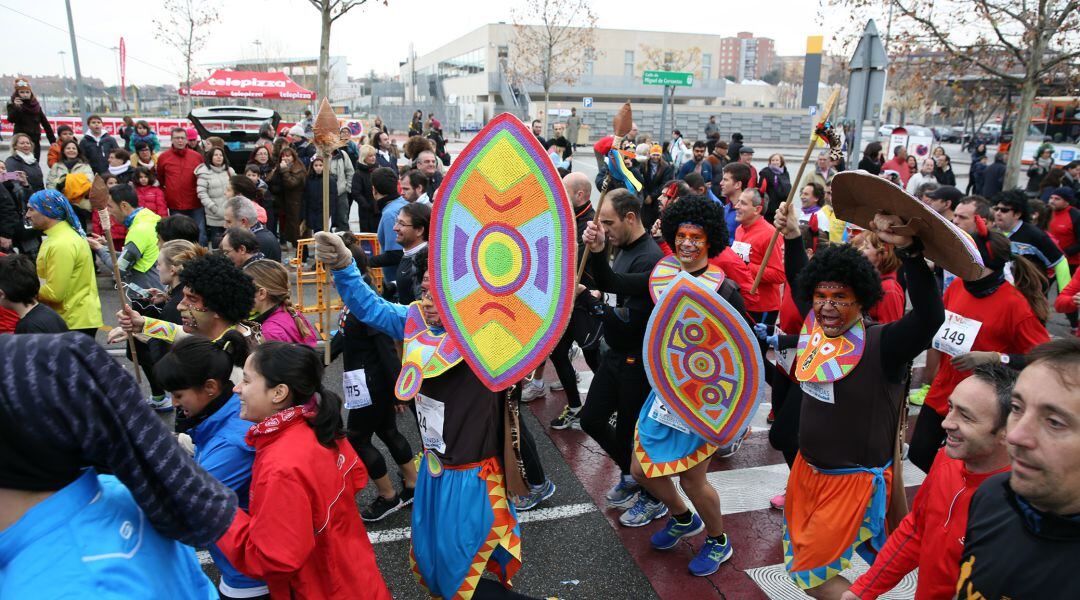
[403,135,435,160]
[660,194,729,257]
[794,243,884,309]
[178,253,256,324]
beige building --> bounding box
[718,32,776,81]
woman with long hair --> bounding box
[46,139,93,190]
[350,144,379,232]
[269,146,306,247]
[219,342,392,599]
[854,230,905,324]
[908,225,1050,474]
[155,330,269,599]
[196,146,235,248]
[6,133,44,192]
[858,141,884,175]
[759,153,792,223]
[243,259,317,346]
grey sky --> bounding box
[0,0,840,87]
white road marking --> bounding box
[367,501,598,545]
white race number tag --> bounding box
[731,240,752,263]
[932,310,982,357]
[648,396,691,434]
[342,369,372,409]
[801,380,835,404]
[415,394,447,453]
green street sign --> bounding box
[642,70,695,87]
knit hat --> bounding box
[288,124,307,139]
[650,144,662,156]
[1050,186,1076,203]
[63,172,92,201]
[14,78,30,92]
[184,127,198,141]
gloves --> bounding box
[313,231,354,271]
[753,323,778,349]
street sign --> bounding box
[809,105,818,117]
[643,70,694,87]
[582,97,593,108]
[845,19,889,167]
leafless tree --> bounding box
[306,0,382,100]
[153,0,219,113]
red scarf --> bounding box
[245,404,315,446]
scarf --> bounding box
[768,165,784,175]
[15,151,36,165]
[962,269,1006,298]
[245,402,316,446]
[28,189,86,237]
[62,157,79,170]
[11,93,41,115]
[803,202,822,215]
[109,163,130,177]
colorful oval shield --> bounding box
[429,113,576,392]
[643,272,765,446]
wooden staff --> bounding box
[97,207,142,384]
[749,88,840,294]
[576,102,633,283]
[313,98,340,366]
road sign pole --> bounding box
[660,85,669,144]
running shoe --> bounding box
[908,383,930,406]
[513,479,557,511]
[550,372,581,391]
[650,514,705,550]
[148,394,173,413]
[605,477,641,509]
[401,485,415,505]
[361,494,404,522]
[619,494,668,527]
[769,492,785,510]
[550,405,581,430]
[688,534,733,576]
[521,379,547,403]
[766,408,775,424]
[715,428,748,459]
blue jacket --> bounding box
[708,189,738,244]
[678,158,713,183]
[377,197,408,281]
[333,260,407,340]
[190,394,266,596]
[0,469,216,599]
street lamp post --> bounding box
[63,0,88,127]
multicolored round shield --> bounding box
[643,272,765,446]
[429,113,576,392]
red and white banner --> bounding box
[178,69,315,100]
[1,116,301,138]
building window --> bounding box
[701,54,712,80]
[585,48,596,76]
[624,50,634,77]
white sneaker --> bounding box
[549,372,580,391]
[520,379,547,403]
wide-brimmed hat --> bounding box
[831,170,984,280]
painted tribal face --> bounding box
[674,223,709,271]
[811,281,862,337]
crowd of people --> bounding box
[2,79,1080,599]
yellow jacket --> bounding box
[36,221,103,330]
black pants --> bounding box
[519,416,546,487]
[347,399,414,482]
[768,371,803,468]
[474,578,541,600]
[909,406,946,474]
[206,225,225,249]
[549,306,601,410]
[578,347,650,475]
[76,327,98,339]
[332,192,351,232]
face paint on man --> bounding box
[177,288,212,333]
[811,281,862,337]
[674,223,709,270]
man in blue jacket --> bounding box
[678,141,714,184]
[373,166,407,282]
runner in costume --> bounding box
[772,201,944,599]
[583,195,762,576]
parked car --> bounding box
[877,124,897,139]
[935,126,963,143]
[187,106,281,169]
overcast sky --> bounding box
[0,0,858,87]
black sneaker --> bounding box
[361,494,404,522]
[401,486,415,505]
[550,405,581,430]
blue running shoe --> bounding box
[688,534,733,577]
[619,493,668,527]
[650,514,705,550]
[605,477,640,509]
[514,479,556,511]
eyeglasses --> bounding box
[812,298,858,309]
[674,235,707,247]
[992,206,1014,213]
[395,219,414,228]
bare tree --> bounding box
[153,0,219,113]
[306,0,381,100]
[823,0,1080,188]
[637,45,701,131]
[509,0,598,135]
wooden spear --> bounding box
[313,98,344,366]
[576,102,633,283]
[90,176,141,383]
[749,88,841,294]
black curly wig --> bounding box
[660,194,729,257]
[178,253,256,324]
[795,244,884,309]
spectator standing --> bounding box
[350,144,378,232]
[565,107,582,149]
[373,167,407,282]
[129,120,160,153]
[269,146,306,247]
[328,147,354,231]
[738,146,759,189]
[47,139,95,192]
[906,158,938,195]
[858,141,884,175]
[1027,145,1055,194]
[246,145,275,234]
[758,153,792,223]
[373,130,398,174]
[301,157,336,236]
[640,145,672,231]
[669,129,689,172]
[131,142,158,176]
[933,153,956,187]
[6,133,44,192]
[46,125,75,167]
[195,146,235,248]
[339,127,359,167]
[980,153,1007,198]
[288,125,316,166]
[6,77,55,161]
[415,150,443,198]
[157,127,208,244]
[78,115,120,175]
[132,167,168,217]
[881,145,911,187]
[107,148,135,185]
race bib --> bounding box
[932,310,982,357]
[731,240,752,263]
[777,347,797,374]
[648,396,691,434]
[415,394,447,453]
[801,380,835,404]
[342,369,372,409]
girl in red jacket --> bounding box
[219,342,392,600]
[133,166,168,218]
[854,231,905,324]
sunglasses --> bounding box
[992,206,1014,213]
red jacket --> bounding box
[869,271,904,324]
[1055,268,1080,321]
[882,157,911,186]
[656,239,760,309]
[849,448,1010,600]
[135,185,169,218]
[735,216,784,312]
[156,148,204,211]
[216,410,391,600]
[1048,207,1080,266]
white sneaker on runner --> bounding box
[520,379,547,403]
